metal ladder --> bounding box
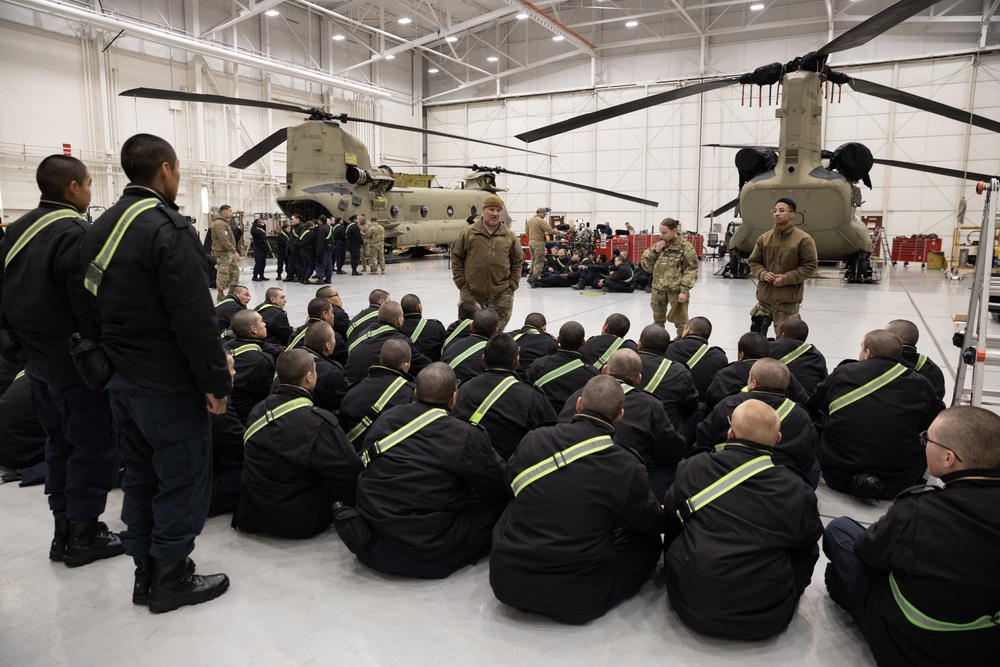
[952,178,1000,407]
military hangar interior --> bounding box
[1,0,999,664]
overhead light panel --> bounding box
[445,36,458,42]
[552,35,564,41]
[385,54,395,60]
[516,13,529,19]
[265,9,279,17]
[487,56,498,62]
[625,20,638,27]
[428,67,439,73]
[398,17,412,24]
[332,34,346,41]
[750,3,764,9]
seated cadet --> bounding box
[697,358,819,487]
[808,329,944,500]
[344,301,432,384]
[560,349,686,498]
[254,287,293,346]
[453,334,557,460]
[441,300,480,354]
[339,339,415,450]
[225,310,285,423]
[0,369,45,471]
[823,406,1000,667]
[315,285,350,340]
[300,323,350,413]
[507,312,558,380]
[636,325,698,433]
[706,332,808,408]
[354,363,507,579]
[633,266,652,293]
[768,317,828,395]
[582,313,639,370]
[398,293,446,362]
[209,351,243,517]
[536,251,584,288]
[597,254,636,293]
[525,321,600,413]
[490,375,665,624]
[345,289,390,344]
[215,284,250,332]
[288,297,348,366]
[664,316,729,405]
[233,349,362,539]
[572,253,614,289]
[441,307,498,384]
[663,400,823,640]
[885,318,946,400]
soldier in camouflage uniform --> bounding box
[364,217,386,274]
[572,223,594,259]
[211,204,240,303]
[640,217,699,338]
[357,217,369,272]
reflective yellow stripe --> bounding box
[779,342,813,365]
[257,303,277,312]
[231,344,260,357]
[346,376,408,443]
[215,298,235,308]
[348,324,394,354]
[84,198,159,296]
[687,344,708,368]
[14,370,25,381]
[513,328,539,341]
[448,340,488,370]
[644,359,672,393]
[441,319,472,352]
[346,310,379,338]
[4,209,79,268]
[288,325,310,349]
[593,337,626,369]
[243,397,313,443]
[677,455,773,523]
[776,397,795,421]
[533,359,584,388]
[410,318,427,343]
[468,376,519,425]
[829,363,906,415]
[361,408,447,467]
[510,435,615,496]
[890,572,1000,632]
[915,354,927,372]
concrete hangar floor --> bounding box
[0,253,990,666]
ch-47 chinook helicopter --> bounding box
[120,89,656,251]
[516,0,1000,283]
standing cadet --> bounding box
[525,207,549,287]
[641,217,698,338]
[81,134,230,612]
[297,219,316,284]
[255,287,293,346]
[331,216,347,275]
[0,154,123,567]
[365,217,386,274]
[450,193,523,331]
[747,197,818,336]
[346,214,365,276]
[275,222,290,281]
[211,204,240,303]
[249,218,268,282]
[285,214,303,282]
[312,215,334,284]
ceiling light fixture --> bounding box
[516,13,529,19]
[625,20,638,27]
[332,34,345,41]
[445,36,458,42]
[265,9,279,17]
[487,56,498,62]
[385,54,395,60]
[552,35,564,41]
[750,3,764,10]
[428,67,439,73]
[398,17,412,24]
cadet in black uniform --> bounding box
[315,285,350,340]
[0,155,123,567]
[297,219,316,284]
[355,363,507,579]
[559,349,685,498]
[0,369,45,471]
[285,214,302,282]
[664,316,729,404]
[345,214,365,276]
[442,300,480,355]
[598,254,636,293]
[768,317,828,394]
[313,215,334,284]
[886,318,947,400]
[441,307,498,384]
[331,216,347,274]
[664,399,822,640]
[808,329,944,499]
[275,222,290,280]
[208,350,243,517]
[288,298,348,367]
[300,323,350,413]
[706,332,808,408]
[81,134,230,612]
[506,312,557,380]
[635,325,698,432]
[824,406,1000,667]
[215,284,249,332]
[399,294,446,362]
[344,301,432,384]
[697,358,819,486]
[225,310,284,423]
[339,339,415,450]
[581,313,638,370]
[254,287,293,346]
[234,349,362,539]
[453,334,556,460]
[525,321,600,413]
[490,375,665,624]
[346,289,390,344]
[250,218,268,281]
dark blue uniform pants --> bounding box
[316,248,334,282]
[252,244,266,278]
[109,384,212,560]
[347,242,362,273]
[286,248,299,280]
[604,279,634,293]
[334,241,346,272]
[823,516,870,625]
[26,365,117,519]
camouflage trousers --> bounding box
[529,244,546,278]
[750,301,800,330]
[651,289,688,338]
[364,244,385,272]
[215,253,239,299]
[459,286,514,332]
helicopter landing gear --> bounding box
[844,252,876,284]
[722,250,750,279]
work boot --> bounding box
[381,269,385,275]
[50,511,69,562]
[275,273,282,280]
[133,556,196,605]
[749,315,772,336]
[147,558,229,614]
[63,518,125,567]
[572,281,586,290]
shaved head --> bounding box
[730,399,780,447]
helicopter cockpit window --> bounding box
[447,205,454,217]
[470,205,477,217]
[420,205,429,218]
[390,205,399,219]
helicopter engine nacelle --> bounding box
[346,165,395,191]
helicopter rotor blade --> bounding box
[848,77,1000,134]
[229,128,289,170]
[339,117,555,158]
[872,158,998,182]
[121,87,308,115]
[817,0,939,56]
[703,197,740,219]
[515,77,740,144]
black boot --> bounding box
[572,280,586,290]
[50,511,69,562]
[750,315,772,336]
[134,556,196,605]
[147,558,229,613]
[63,518,126,567]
